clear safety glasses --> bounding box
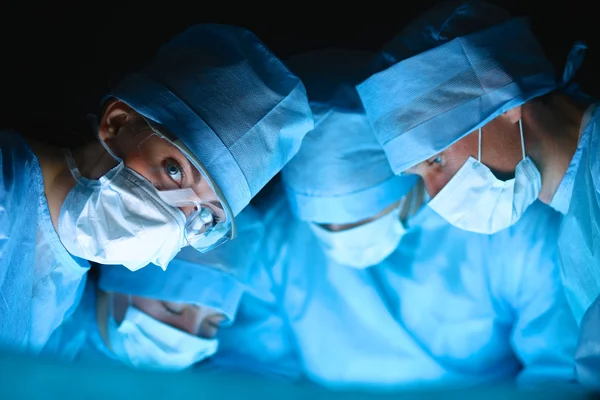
[138,117,236,253]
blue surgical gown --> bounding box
[215,186,578,389]
[0,131,89,352]
[40,278,120,366]
[555,103,600,387]
[575,295,600,390]
[557,104,600,323]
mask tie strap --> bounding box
[477,128,482,163]
[157,188,202,208]
[519,119,526,161]
[63,149,84,182]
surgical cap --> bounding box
[283,49,417,224]
[107,24,314,216]
[98,206,264,323]
[356,0,558,174]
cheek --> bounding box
[423,172,448,199]
[198,319,219,339]
[131,297,165,321]
[123,155,152,180]
[422,164,466,199]
[193,180,219,203]
[124,155,168,190]
[168,312,202,335]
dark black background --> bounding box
[1,0,597,145]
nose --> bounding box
[175,306,203,335]
[198,314,226,339]
[422,175,444,199]
[406,164,438,199]
[176,307,225,338]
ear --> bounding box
[503,105,522,124]
[98,99,137,142]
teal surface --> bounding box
[0,351,597,399]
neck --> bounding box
[26,139,77,231]
[523,94,587,205]
[27,138,116,232]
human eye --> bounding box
[427,154,444,167]
[164,158,184,187]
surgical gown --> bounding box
[215,184,578,390]
[557,104,600,322]
[575,295,600,390]
[0,131,89,352]
[556,103,600,387]
[40,278,119,366]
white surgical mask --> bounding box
[428,119,541,234]
[58,139,187,271]
[107,300,218,371]
[310,207,405,269]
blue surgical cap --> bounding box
[107,24,314,216]
[98,206,264,323]
[356,0,558,174]
[283,49,417,224]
